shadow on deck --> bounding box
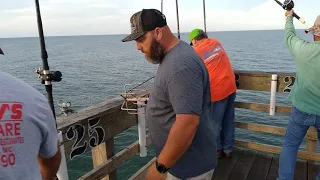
[129,147,320,180]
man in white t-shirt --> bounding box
[0,69,61,180]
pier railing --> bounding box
[56,71,319,180]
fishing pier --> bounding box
[56,71,320,180]
[29,0,317,179]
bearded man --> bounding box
[121,9,218,180]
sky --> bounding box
[0,0,318,38]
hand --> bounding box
[145,163,167,180]
[285,10,293,17]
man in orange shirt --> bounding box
[189,29,237,158]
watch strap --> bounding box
[155,159,169,173]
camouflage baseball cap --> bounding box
[121,9,167,42]
[305,15,320,37]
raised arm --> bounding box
[284,12,317,61]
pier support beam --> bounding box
[92,138,117,180]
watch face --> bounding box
[157,164,167,173]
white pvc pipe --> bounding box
[56,131,69,180]
[137,101,147,157]
[269,74,278,116]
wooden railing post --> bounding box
[306,127,318,153]
[92,138,117,180]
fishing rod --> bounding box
[161,0,163,13]
[34,1,68,180]
[274,0,305,24]
[34,0,62,122]
[126,76,155,93]
[203,0,207,33]
[175,0,180,39]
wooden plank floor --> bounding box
[212,147,320,180]
[129,147,320,180]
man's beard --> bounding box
[145,39,165,64]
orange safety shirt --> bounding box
[193,38,237,102]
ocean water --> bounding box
[0,30,316,179]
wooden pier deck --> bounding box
[129,147,320,180]
[212,148,320,180]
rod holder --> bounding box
[137,101,147,157]
[56,131,69,180]
[269,74,278,115]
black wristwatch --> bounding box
[155,159,169,173]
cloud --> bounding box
[163,0,313,32]
[48,0,105,4]
[0,0,126,37]
[0,0,316,38]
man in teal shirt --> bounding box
[278,11,320,180]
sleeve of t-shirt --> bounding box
[284,15,318,61]
[39,102,59,158]
[166,66,204,115]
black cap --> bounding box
[121,9,167,42]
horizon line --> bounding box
[0,28,307,39]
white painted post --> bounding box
[56,131,69,180]
[269,74,278,116]
[137,101,147,157]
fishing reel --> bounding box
[57,100,74,116]
[274,0,305,24]
[36,68,62,84]
[283,0,294,10]
[58,100,71,108]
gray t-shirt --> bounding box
[146,41,217,178]
[0,71,58,180]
